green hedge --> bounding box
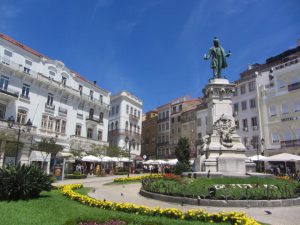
[65,174,87,179]
[142,177,299,200]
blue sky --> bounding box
[1,0,299,112]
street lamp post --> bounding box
[7,116,33,165]
[251,137,265,172]
[125,136,135,178]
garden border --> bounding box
[140,189,300,207]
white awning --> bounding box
[248,155,267,161]
[262,153,300,162]
[56,152,74,158]
[30,151,50,162]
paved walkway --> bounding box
[56,175,300,225]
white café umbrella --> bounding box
[100,156,113,162]
[165,159,178,165]
[143,160,154,165]
[248,155,267,161]
[262,153,300,174]
[81,155,99,162]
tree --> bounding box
[175,137,191,164]
[0,131,24,164]
[106,146,128,157]
[174,137,192,174]
[36,138,63,170]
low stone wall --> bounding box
[140,189,300,207]
[181,172,274,179]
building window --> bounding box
[0,103,6,120]
[171,118,174,123]
[98,130,103,141]
[126,105,129,114]
[251,117,257,127]
[17,109,27,124]
[48,117,54,130]
[248,81,255,92]
[62,76,67,85]
[177,127,181,133]
[284,130,292,141]
[79,85,83,95]
[281,104,289,115]
[177,116,181,122]
[41,115,48,129]
[24,67,30,74]
[271,132,280,143]
[134,109,137,116]
[250,99,256,108]
[0,75,9,90]
[116,105,119,114]
[61,120,66,134]
[89,108,94,119]
[162,124,165,130]
[25,59,32,66]
[130,107,133,114]
[269,106,277,117]
[99,95,103,104]
[21,83,30,98]
[172,106,176,113]
[235,120,239,129]
[233,103,239,112]
[296,129,300,140]
[4,49,12,57]
[198,133,202,139]
[130,123,132,131]
[47,93,54,106]
[89,90,93,100]
[166,122,169,130]
[115,121,119,130]
[179,105,182,111]
[55,119,61,132]
[197,118,202,126]
[233,87,238,96]
[125,121,129,130]
[243,137,248,147]
[87,128,93,139]
[99,112,104,123]
[240,85,246,94]
[242,119,248,130]
[295,101,300,112]
[75,125,81,136]
[158,124,161,131]
[49,71,55,76]
[241,101,247,111]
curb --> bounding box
[140,189,300,207]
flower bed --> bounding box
[59,184,260,225]
[113,174,163,183]
[142,177,298,200]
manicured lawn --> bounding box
[0,188,229,225]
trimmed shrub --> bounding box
[0,164,52,200]
[174,162,192,175]
[65,173,87,179]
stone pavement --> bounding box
[56,175,300,225]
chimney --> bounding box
[93,81,97,85]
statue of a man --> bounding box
[204,37,231,79]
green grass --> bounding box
[0,187,229,225]
[105,180,141,185]
[143,177,299,200]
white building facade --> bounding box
[108,91,143,158]
[0,33,110,170]
[261,57,300,155]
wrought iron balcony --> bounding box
[0,86,19,99]
[288,82,300,92]
[86,115,103,124]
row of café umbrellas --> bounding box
[143,159,194,166]
[80,155,132,163]
[248,153,300,162]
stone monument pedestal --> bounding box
[195,78,247,175]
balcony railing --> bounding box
[281,139,300,148]
[19,94,30,101]
[0,86,19,98]
[157,141,169,147]
[70,135,108,146]
[157,117,169,123]
[288,82,300,92]
[86,115,103,124]
[129,114,139,121]
[45,103,55,111]
[108,129,141,139]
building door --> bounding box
[0,103,6,120]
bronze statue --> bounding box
[204,37,231,79]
